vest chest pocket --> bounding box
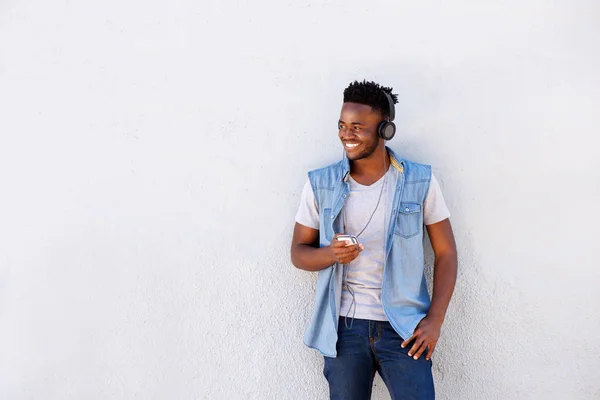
[394,203,422,238]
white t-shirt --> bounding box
[295,166,450,321]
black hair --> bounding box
[343,80,398,118]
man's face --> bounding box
[338,102,384,161]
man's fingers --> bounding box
[332,239,363,263]
[334,246,359,256]
[413,341,428,360]
[336,245,361,255]
[425,343,436,360]
[408,337,425,357]
[331,239,346,248]
[401,335,415,349]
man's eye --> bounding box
[354,126,361,131]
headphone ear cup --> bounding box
[378,121,396,140]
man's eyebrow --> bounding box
[338,120,365,126]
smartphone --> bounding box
[336,234,358,246]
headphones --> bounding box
[377,92,396,141]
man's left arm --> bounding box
[401,218,457,360]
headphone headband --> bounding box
[377,91,396,141]
[384,92,395,121]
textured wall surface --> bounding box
[1,0,599,399]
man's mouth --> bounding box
[345,143,359,149]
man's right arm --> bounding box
[290,223,362,272]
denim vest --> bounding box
[303,147,432,357]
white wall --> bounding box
[1,0,599,399]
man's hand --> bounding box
[401,316,443,361]
[329,233,363,264]
[399,218,457,361]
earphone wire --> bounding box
[342,146,389,329]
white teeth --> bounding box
[345,143,358,148]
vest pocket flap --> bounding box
[399,203,421,214]
[395,203,422,238]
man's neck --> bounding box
[350,149,390,186]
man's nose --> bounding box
[339,127,354,139]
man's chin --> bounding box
[346,146,374,160]
[345,149,359,160]
[346,152,366,161]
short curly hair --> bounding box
[343,80,398,119]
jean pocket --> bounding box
[394,203,422,238]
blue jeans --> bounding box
[323,318,434,400]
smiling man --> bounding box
[291,80,457,399]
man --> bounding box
[291,80,457,399]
